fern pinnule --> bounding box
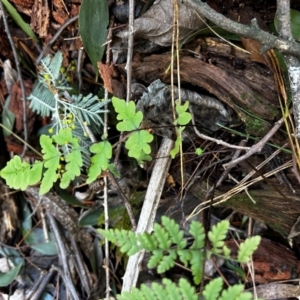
[219,284,252,300]
[147,249,164,269]
[202,277,223,300]
[156,250,177,273]
[189,250,204,284]
[153,223,171,249]
[163,278,182,300]
[237,236,261,263]
[208,220,229,254]
[99,229,142,256]
[161,216,186,248]
[189,220,205,250]
[178,278,197,300]
[137,232,158,251]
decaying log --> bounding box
[121,37,280,135]
[189,179,300,238]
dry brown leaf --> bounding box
[241,37,272,68]
[117,0,206,46]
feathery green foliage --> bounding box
[100,216,262,300]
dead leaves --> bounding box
[117,0,206,46]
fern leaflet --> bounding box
[202,277,223,300]
[237,236,261,263]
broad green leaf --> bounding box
[1,0,38,41]
[195,147,203,156]
[202,277,223,300]
[23,228,58,255]
[79,0,108,78]
[87,140,112,183]
[0,262,23,287]
[237,236,261,263]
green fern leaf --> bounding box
[163,278,182,300]
[147,250,164,269]
[40,134,60,194]
[190,250,204,284]
[99,229,141,256]
[178,278,198,300]
[177,249,192,266]
[189,220,205,249]
[219,284,251,300]
[125,130,153,161]
[153,223,171,249]
[237,236,261,263]
[60,148,83,189]
[140,284,158,300]
[157,250,177,273]
[112,97,143,131]
[208,220,229,253]
[161,216,186,249]
[152,280,171,299]
[202,277,223,300]
[87,140,112,183]
[0,156,43,190]
[137,232,158,251]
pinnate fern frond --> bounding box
[118,278,197,300]
[87,140,112,183]
[203,277,223,300]
[208,220,229,254]
[161,216,186,249]
[219,284,252,300]
[40,134,61,194]
[0,156,43,190]
[189,220,205,249]
[237,236,261,263]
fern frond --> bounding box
[189,220,205,250]
[87,140,112,183]
[157,250,177,273]
[219,284,252,300]
[0,156,43,190]
[161,216,186,249]
[202,277,223,300]
[237,236,261,263]
[147,250,164,269]
[118,278,196,300]
[137,232,158,251]
[208,220,229,254]
[178,278,197,300]
[163,278,182,300]
[189,250,204,284]
[153,223,171,249]
[99,228,142,256]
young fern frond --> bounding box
[101,217,262,299]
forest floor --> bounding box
[1,0,300,299]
